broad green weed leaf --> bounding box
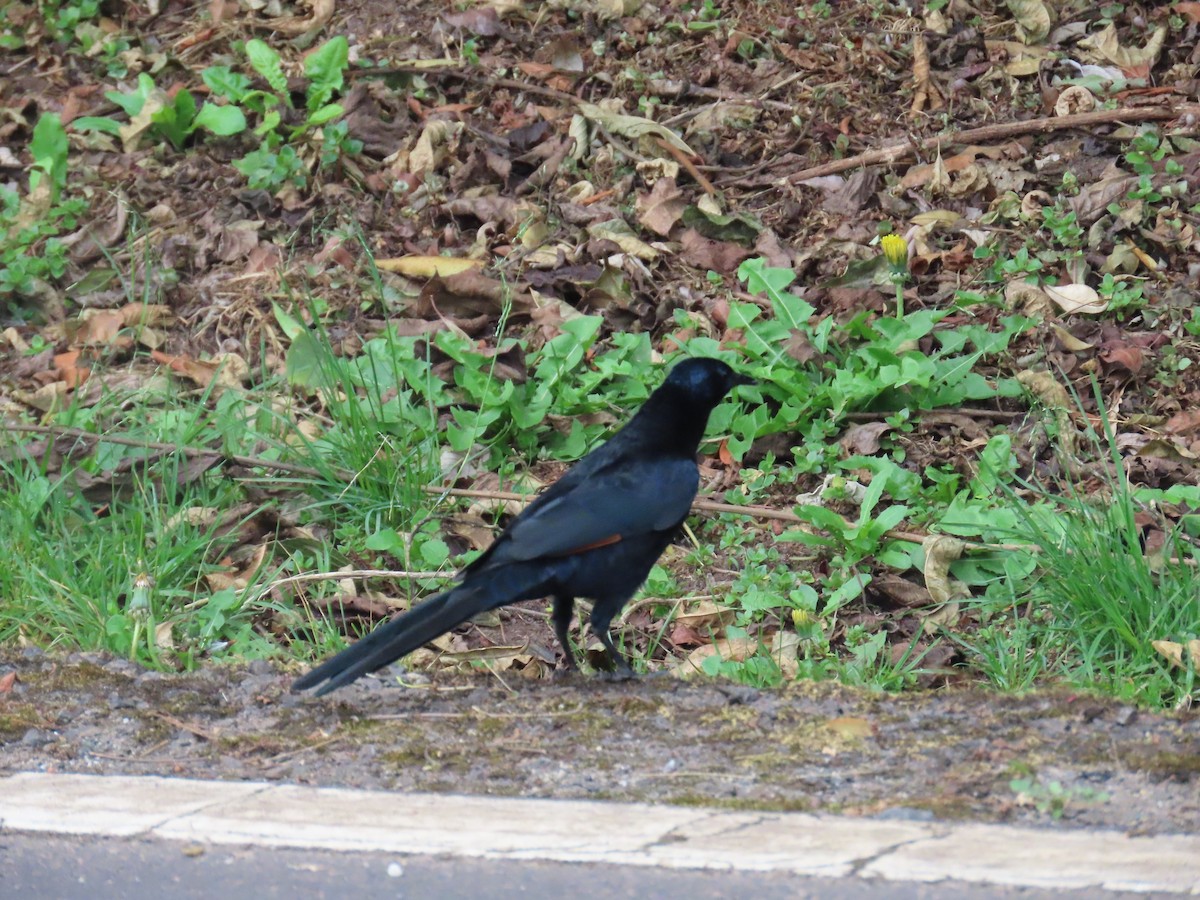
[245,39,288,95]
[29,114,68,196]
[71,116,123,136]
[202,66,252,102]
[193,103,247,136]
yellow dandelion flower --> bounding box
[881,233,908,273]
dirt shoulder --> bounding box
[1,650,1197,835]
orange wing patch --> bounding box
[562,533,623,555]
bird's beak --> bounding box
[732,372,757,388]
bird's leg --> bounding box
[590,602,636,678]
[551,594,578,671]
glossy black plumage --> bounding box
[292,357,753,696]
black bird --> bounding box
[293,357,754,696]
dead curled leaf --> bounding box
[1043,283,1106,316]
[922,535,967,606]
[674,601,736,630]
[576,101,696,157]
[1151,639,1192,669]
[635,177,687,237]
[678,228,751,273]
[672,631,800,679]
[1098,341,1144,375]
[840,421,892,455]
[1080,24,1167,76]
[414,270,533,320]
[871,574,932,608]
[376,256,483,278]
[1006,0,1051,44]
[1164,410,1200,436]
[265,0,334,35]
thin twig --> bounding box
[268,569,451,590]
[147,710,218,742]
[3,423,329,480]
[786,103,1196,183]
[4,422,1032,552]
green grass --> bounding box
[1007,482,1198,708]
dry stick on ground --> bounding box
[786,104,1196,183]
[3,423,1030,552]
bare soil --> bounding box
[3,649,1198,836]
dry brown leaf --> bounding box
[209,0,237,24]
[826,716,874,739]
[1164,410,1200,436]
[1080,24,1167,77]
[69,309,126,347]
[909,32,944,114]
[408,120,462,175]
[872,574,932,608]
[1054,86,1096,117]
[53,350,90,388]
[678,228,750,273]
[1069,175,1139,225]
[0,671,16,694]
[1098,341,1145,375]
[923,535,967,605]
[151,351,248,391]
[840,421,892,455]
[441,7,500,34]
[586,219,660,260]
[1044,283,1106,315]
[1006,0,1051,44]
[635,177,686,237]
[154,621,175,651]
[1153,639,1184,669]
[675,601,736,630]
[415,270,532,320]
[12,382,70,413]
[376,256,483,278]
[266,0,333,35]
[576,101,695,157]
[672,636,758,677]
[1051,324,1094,352]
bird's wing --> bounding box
[497,456,698,561]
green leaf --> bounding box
[305,103,343,128]
[193,103,247,137]
[255,109,282,137]
[70,116,123,136]
[738,257,795,298]
[284,330,329,389]
[106,72,156,117]
[271,302,306,339]
[304,36,349,111]
[201,65,252,102]
[826,574,869,612]
[149,89,196,150]
[29,113,69,196]
[419,538,450,567]
[245,39,288,96]
[238,89,278,116]
[365,529,405,553]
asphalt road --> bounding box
[1,833,1163,900]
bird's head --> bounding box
[662,357,755,409]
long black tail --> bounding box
[292,566,549,696]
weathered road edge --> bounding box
[1,773,1196,894]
